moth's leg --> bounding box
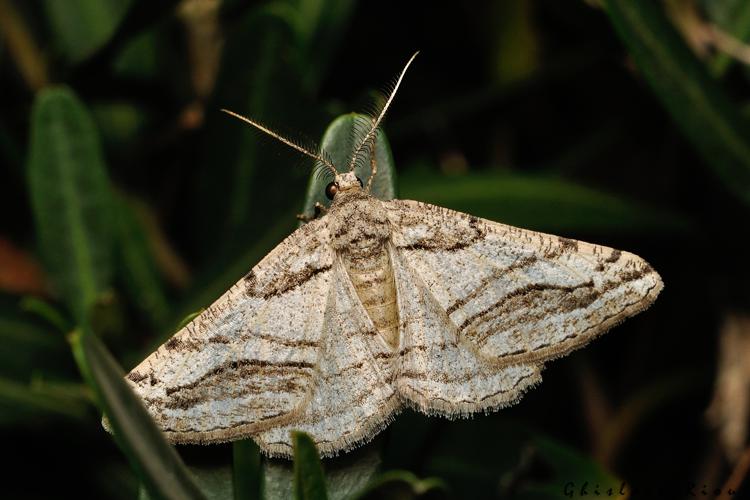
[296,202,328,223]
[366,136,378,192]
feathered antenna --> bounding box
[221,109,338,177]
[347,51,419,172]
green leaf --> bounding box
[301,113,397,221]
[19,296,71,334]
[27,86,115,323]
[293,431,328,500]
[233,439,262,500]
[703,0,750,76]
[0,306,70,379]
[269,0,355,93]
[353,471,446,500]
[113,29,160,80]
[114,195,170,327]
[0,376,89,425]
[174,310,205,332]
[191,465,234,500]
[604,0,750,206]
[43,0,133,63]
[263,443,381,500]
[140,464,233,500]
[194,9,289,257]
[69,328,206,500]
[399,170,690,235]
[518,436,626,499]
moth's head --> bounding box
[325,171,363,200]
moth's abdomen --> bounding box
[343,246,399,349]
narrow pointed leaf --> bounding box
[233,439,263,500]
[115,195,170,327]
[353,471,446,500]
[399,171,690,235]
[27,87,114,323]
[0,376,89,424]
[604,0,750,205]
[70,329,206,500]
[705,0,750,76]
[43,0,133,63]
[263,443,380,500]
[292,431,328,500]
[519,436,626,499]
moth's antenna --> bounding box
[347,51,419,172]
[221,109,338,176]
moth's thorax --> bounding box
[327,188,399,349]
[328,189,390,252]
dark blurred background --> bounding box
[1,0,750,498]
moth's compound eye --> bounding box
[356,176,364,188]
[325,182,339,200]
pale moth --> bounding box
[119,53,663,458]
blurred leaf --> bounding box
[140,464,233,500]
[517,436,627,500]
[27,87,115,323]
[91,102,149,149]
[399,170,689,235]
[113,28,160,80]
[0,376,89,425]
[265,0,354,93]
[604,0,750,206]
[293,431,328,500]
[20,296,71,333]
[192,465,234,500]
[490,0,540,85]
[43,0,133,63]
[301,113,397,221]
[0,305,70,379]
[196,0,351,259]
[175,309,204,332]
[194,8,290,258]
[353,471,446,500]
[264,443,381,500]
[421,416,529,496]
[233,439,262,500]
[70,328,206,500]
[703,0,750,76]
[114,195,171,327]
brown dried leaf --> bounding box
[706,312,750,462]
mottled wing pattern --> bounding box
[385,200,663,366]
[255,260,398,458]
[390,245,542,416]
[121,219,334,444]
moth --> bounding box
[120,53,662,458]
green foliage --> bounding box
[233,440,262,500]
[399,170,689,235]
[605,0,750,205]
[0,376,88,425]
[70,328,206,500]
[114,195,170,328]
[27,87,115,324]
[293,432,329,500]
[3,0,748,498]
[703,0,750,76]
[517,436,624,499]
[353,471,446,499]
[301,113,397,219]
[43,0,133,63]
